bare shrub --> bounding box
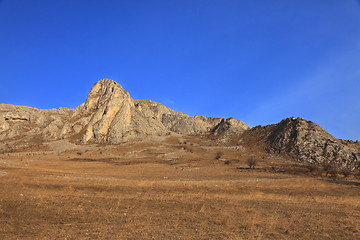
[323,163,339,179]
[322,162,333,174]
[178,139,187,145]
[215,152,223,160]
[329,169,339,180]
[307,164,317,173]
[247,156,257,169]
[341,168,351,178]
[307,164,320,175]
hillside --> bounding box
[0,78,359,169]
[1,79,360,239]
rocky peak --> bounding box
[256,117,359,169]
[84,78,130,112]
[212,117,250,136]
[74,79,251,143]
[79,79,134,143]
[0,78,358,171]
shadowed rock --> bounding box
[249,117,360,169]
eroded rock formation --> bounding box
[0,104,74,142]
[249,117,360,169]
[0,79,250,144]
[0,78,358,169]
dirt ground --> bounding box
[0,136,359,239]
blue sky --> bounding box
[0,0,359,140]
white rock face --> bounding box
[0,78,250,144]
[0,78,358,170]
[0,104,74,142]
[0,116,9,132]
[80,79,134,143]
[75,79,250,143]
[212,117,251,135]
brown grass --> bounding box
[0,136,359,239]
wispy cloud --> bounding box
[243,40,360,140]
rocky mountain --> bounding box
[248,117,360,169]
[0,104,74,142]
[0,78,358,169]
[0,79,250,145]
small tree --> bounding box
[247,156,257,169]
[323,162,339,179]
[322,162,334,176]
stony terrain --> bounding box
[0,79,249,145]
[1,78,360,239]
[0,78,359,170]
[247,117,360,169]
[0,135,359,239]
[0,104,74,142]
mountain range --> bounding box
[0,78,359,169]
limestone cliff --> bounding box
[0,79,359,169]
[0,79,250,144]
[74,79,250,143]
[0,104,74,142]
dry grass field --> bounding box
[0,136,359,239]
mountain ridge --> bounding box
[0,79,250,144]
[0,78,359,169]
[246,117,360,169]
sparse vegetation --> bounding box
[307,164,319,173]
[322,162,340,179]
[215,151,223,160]
[247,156,257,169]
[223,160,230,165]
[0,136,359,239]
[341,168,351,178]
[322,162,332,173]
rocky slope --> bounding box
[0,79,250,144]
[248,117,360,169]
[0,104,74,142]
[1,78,358,169]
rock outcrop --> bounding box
[0,104,74,142]
[212,117,251,135]
[249,117,360,169]
[73,79,250,143]
[1,79,358,169]
[0,79,250,144]
[4,111,31,121]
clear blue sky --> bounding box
[0,0,359,140]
